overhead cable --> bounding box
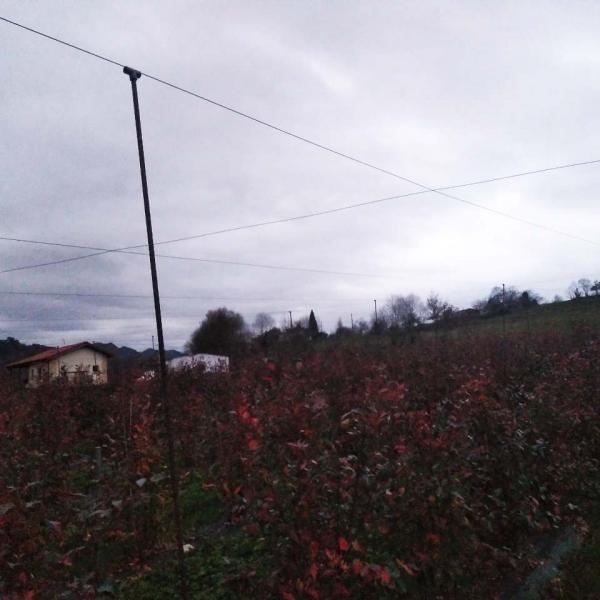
[1,15,599,250]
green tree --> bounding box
[186,307,248,356]
[308,310,319,339]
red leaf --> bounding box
[338,536,350,552]
[61,554,73,567]
[247,438,259,451]
[309,562,318,581]
[309,540,319,559]
[380,567,393,586]
[425,532,441,545]
[394,443,408,455]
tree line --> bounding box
[185,277,599,357]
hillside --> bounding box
[0,338,184,367]
[439,296,600,336]
[0,337,50,367]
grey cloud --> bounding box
[1,1,600,349]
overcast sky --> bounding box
[1,1,600,350]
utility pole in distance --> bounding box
[501,282,507,379]
[123,66,188,600]
[502,283,506,337]
[288,310,293,328]
[374,299,378,324]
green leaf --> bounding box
[0,503,15,516]
[97,581,116,595]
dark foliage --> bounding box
[0,337,49,367]
[1,330,599,598]
[186,307,248,357]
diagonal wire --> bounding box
[2,153,600,275]
[0,239,386,278]
[1,15,599,252]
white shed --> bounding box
[167,353,229,373]
[139,353,229,381]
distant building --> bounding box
[6,342,111,387]
[139,352,229,381]
[167,353,229,373]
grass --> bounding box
[179,472,224,531]
[424,296,600,340]
[120,533,269,599]
[117,474,270,599]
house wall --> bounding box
[26,361,49,387]
[49,348,109,384]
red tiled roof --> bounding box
[6,342,111,369]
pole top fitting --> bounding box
[123,66,142,81]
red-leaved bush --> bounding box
[1,330,599,598]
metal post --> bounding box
[95,446,102,476]
[123,66,188,600]
[501,283,507,379]
[502,283,506,337]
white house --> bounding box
[6,342,111,387]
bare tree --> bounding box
[385,294,423,329]
[253,312,275,335]
[296,315,310,329]
[425,292,454,322]
[591,281,600,296]
[335,317,353,337]
[578,278,592,297]
[355,319,370,335]
[568,282,582,299]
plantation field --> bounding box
[443,296,600,337]
[1,329,599,599]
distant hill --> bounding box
[93,342,140,360]
[444,295,600,336]
[0,337,50,367]
[138,348,184,361]
[0,338,184,368]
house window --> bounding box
[92,365,99,372]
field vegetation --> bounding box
[1,320,599,599]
